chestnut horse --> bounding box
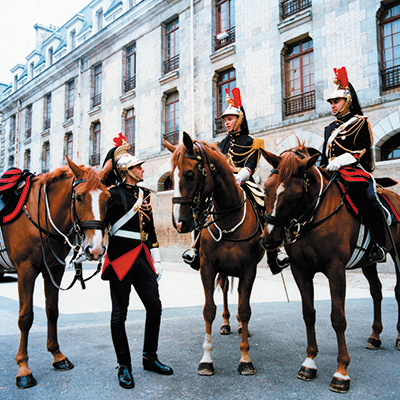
[165,132,264,375]
[3,157,111,389]
[259,144,400,393]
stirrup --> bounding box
[369,245,387,263]
[182,248,196,264]
[276,253,290,269]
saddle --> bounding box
[0,168,35,224]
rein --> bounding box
[173,141,258,242]
[31,177,105,291]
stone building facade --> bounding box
[0,0,400,254]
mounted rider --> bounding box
[183,87,289,274]
[321,67,387,263]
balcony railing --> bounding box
[91,153,100,166]
[44,118,51,130]
[92,93,101,108]
[282,0,312,19]
[124,76,136,93]
[284,90,315,116]
[164,130,179,145]
[214,27,235,51]
[215,118,227,135]
[66,107,74,120]
[164,55,179,74]
[26,128,31,139]
[381,65,400,91]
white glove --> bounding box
[326,153,357,171]
[150,248,162,281]
[235,168,250,185]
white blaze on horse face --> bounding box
[200,333,213,363]
[267,183,285,234]
[173,168,182,230]
[88,189,104,258]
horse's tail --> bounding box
[216,273,234,293]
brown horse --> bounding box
[165,132,264,375]
[258,143,400,393]
[3,157,111,389]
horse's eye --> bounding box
[184,171,194,181]
[75,194,83,203]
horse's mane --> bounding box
[278,142,309,186]
[41,165,101,191]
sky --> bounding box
[0,0,86,85]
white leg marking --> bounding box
[267,183,285,234]
[89,189,103,257]
[333,372,350,380]
[302,357,317,370]
[173,168,182,228]
[200,334,213,363]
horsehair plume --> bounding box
[333,67,349,89]
[113,132,127,147]
[225,88,236,107]
[231,88,242,108]
[113,132,130,160]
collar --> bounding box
[336,112,353,123]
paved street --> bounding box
[0,256,399,399]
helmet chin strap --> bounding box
[233,111,244,132]
[127,169,142,182]
[337,96,351,116]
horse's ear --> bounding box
[303,153,320,170]
[66,155,84,179]
[163,139,176,153]
[260,148,281,169]
[182,131,194,154]
[99,159,113,180]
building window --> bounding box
[164,19,179,74]
[125,44,136,93]
[215,0,235,51]
[9,115,16,146]
[97,9,103,31]
[381,133,400,160]
[380,1,400,91]
[284,37,315,116]
[30,62,35,79]
[125,109,135,154]
[42,142,50,173]
[65,133,73,161]
[8,156,14,168]
[66,80,74,119]
[26,105,32,139]
[44,94,51,130]
[215,68,236,135]
[164,92,179,145]
[48,48,53,66]
[70,30,76,51]
[282,0,312,19]
[24,149,31,170]
[93,65,102,108]
[91,122,101,166]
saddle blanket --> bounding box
[0,227,15,272]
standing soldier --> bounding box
[102,134,173,390]
[321,67,387,262]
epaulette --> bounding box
[252,138,265,150]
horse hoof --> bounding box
[297,365,317,381]
[220,325,231,335]
[237,362,256,375]
[237,328,251,337]
[53,358,74,371]
[197,362,215,376]
[365,337,382,350]
[329,377,350,393]
[16,373,37,389]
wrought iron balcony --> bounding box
[44,118,51,130]
[92,93,101,108]
[26,128,31,139]
[91,153,100,166]
[284,90,315,116]
[215,118,227,135]
[66,107,74,120]
[282,0,312,19]
[164,130,179,145]
[164,55,179,74]
[124,76,136,93]
[381,65,400,91]
[214,27,235,51]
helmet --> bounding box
[116,153,145,179]
[221,87,244,132]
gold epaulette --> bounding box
[252,138,265,150]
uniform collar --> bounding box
[336,112,354,123]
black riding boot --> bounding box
[267,249,290,275]
[143,352,174,375]
[368,209,387,263]
[117,364,134,389]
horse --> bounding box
[258,143,400,393]
[164,131,265,375]
[2,156,111,389]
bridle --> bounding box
[25,177,107,291]
[263,149,341,245]
[172,141,257,241]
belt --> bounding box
[112,230,148,240]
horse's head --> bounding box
[258,145,319,250]
[164,131,215,233]
[66,156,111,261]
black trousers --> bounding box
[109,250,162,365]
